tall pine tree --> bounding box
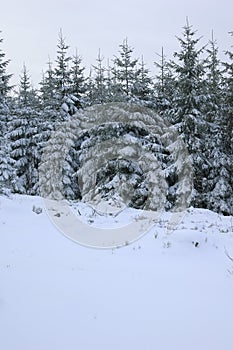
[168,20,208,207]
[112,38,139,100]
[0,32,14,194]
[70,49,86,109]
[8,65,40,194]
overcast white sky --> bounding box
[1,0,232,86]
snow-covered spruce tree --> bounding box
[8,65,40,194]
[39,59,58,122]
[204,32,223,124]
[198,33,232,215]
[168,20,208,208]
[69,50,86,108]
[0,140,15,194]
[154,47,175,115]
[59,50,86,197]
[112,38,140,101]
[0,34,12,100]
[218,31,233,214]
[38,59,60,188]
[53,29,77,120]
[131,56,154,106]
[18,64,32,106]
[0,32,13,138]
[222,32,233,156]
[104,60,122,103]
[39,117,81,200]
[42,37,86,197]
[0,32,14,194]
[86,50,109,105]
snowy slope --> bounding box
[0,194,233,350]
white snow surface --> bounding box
[0,194,233,350]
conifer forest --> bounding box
[0,22,232,215]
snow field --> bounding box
[0,194,233,350]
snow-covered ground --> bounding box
[1,194,233,350]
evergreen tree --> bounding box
[204,32,223,123]
[0,32,13,194]
[87,50,108,105]
[154,47,175,114]
[218,31,233,214]
[39,58,58,123]
[17,64,40,108]
[53,29,76,119]
[40,59,55,105]
[0,33,13,102]
[168,20,208,207]
[0,137,15,194]
[105,60,122,102]
[195,33,233,214]
[112,38,139,99]
[8,66,40,194]
[169,20,206,130]
[222,31,233,156]
[70,49,86,109]
[131,56,154,105]
[18,64,31,106]
[0,32,13,137]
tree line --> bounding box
[0,21,232,215]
